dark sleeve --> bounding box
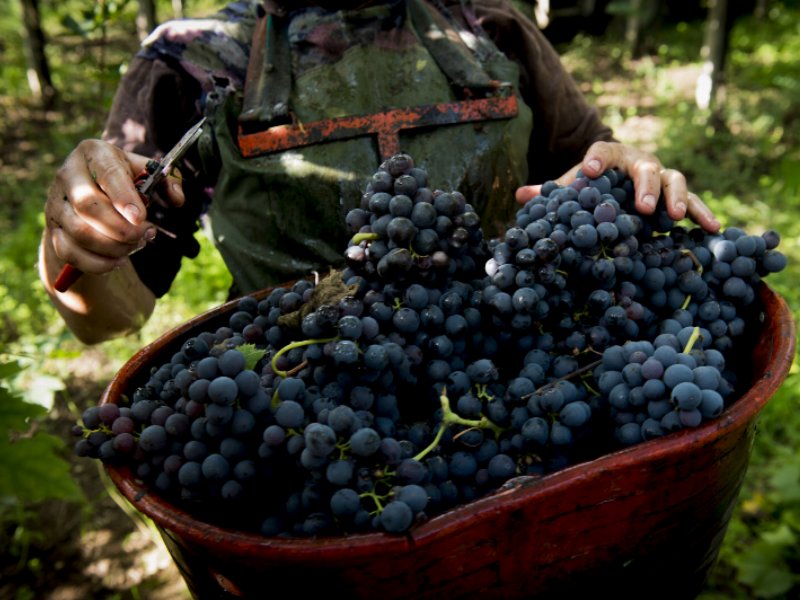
[469,0,616,183]
[103,57,208,297]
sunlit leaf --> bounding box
[0,435,83,503]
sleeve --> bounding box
[469,0,616,183]
[102,57,207,298]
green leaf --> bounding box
[0,434,83,503]
[60,14,92,38]
[237,343,267,372]
[736,531,798,598]
[0,361,24,380]
[768,462,800,504]
[760,523,797,547]
[0,382,46,431]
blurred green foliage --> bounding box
[0,0,798,597]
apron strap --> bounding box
[407,0,495,91]
[239,13,292,127]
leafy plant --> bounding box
[0,359,84,582]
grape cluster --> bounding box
[73,153,787,537]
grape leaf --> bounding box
[768,462,800,503]
[236,343,267,371]
[0,434,83,503]
[0,361,83,504]
[736,527,798,598]
[0,361,24,380]
[0,380,46,431]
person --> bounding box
[38,0,720,345]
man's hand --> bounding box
[515,141,720,233]
[43,139,186,278]
[39,139,188,344]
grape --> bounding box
[330,488,361,517]
[275,400,305,429]
[202,454,230,481]
[394,484,429,513]
[350,428,381,457]
[208,376,238,406]
[139,424,168,453]
[671,382,703,410]
[380,501,414,533]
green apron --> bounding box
[199,0,533,294]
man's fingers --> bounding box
[582,141,624,178]
[79,141,149,226]
[515,184,542,205]
[54,141,154,246]
[156,170,186,208]
[50,225,135,275]
[515,163,582,205]
[659,168,689,220]
[630,156,661,214]
[686,192,721,233]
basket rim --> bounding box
[103,282,796,560]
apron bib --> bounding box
[199,0,533,294]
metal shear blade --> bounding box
[137,117,207,197]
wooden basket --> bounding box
[102,283,795,599]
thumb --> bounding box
[515,163,582,205]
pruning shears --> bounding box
[54,117,207,293]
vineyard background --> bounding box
[1,1,798,598]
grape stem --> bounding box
[271,336,337,378]
[521,358,602,401]
[681,249,704,273]
[351,232,379,245]
[412,386,504,462]
[682,326,702,354]
[679,250,703,310]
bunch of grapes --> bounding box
[72,153,787,537]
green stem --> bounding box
[412,387,504,462]
[412,422,447,462]
[682,326,702,354]
[474,383,494,401]
[581,376,601,398]
[271,336,337,378]
[681,249,704,274]
[360,489,387,515]
[352,232,379,245]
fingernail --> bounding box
[676,202,687,213]
[143,227,157,242]
[171,181,183,194]
[643,194,657,209]
[587,159,601,172]
[123,204,141,222]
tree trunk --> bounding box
[137,0,158,40]
[695,0,731,118]
[172,0,185,19]
[19,0,56,106]
[624,0,644,57]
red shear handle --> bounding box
[54,263,83,293]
